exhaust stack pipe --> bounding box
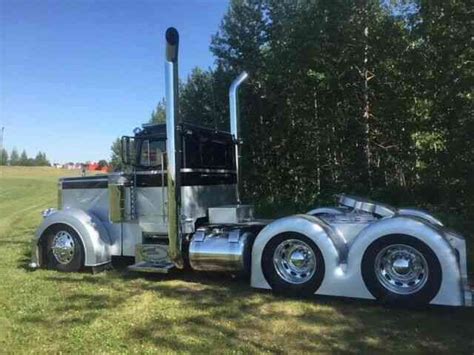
[229,71,249,204]
[165,27,183,268]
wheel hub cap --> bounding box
[289,250,306,268]
[392,258,411,275]
[52,231,75,265]
[374,244,429,295]
[273,239,316,284]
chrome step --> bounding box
[128,261,175,274]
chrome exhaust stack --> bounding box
[165,27,184,267]
[229,71,249,204]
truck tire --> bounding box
[361,234,442,306]
[261,233,325,296]
[44,224,84,272]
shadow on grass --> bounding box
[37,267,474,353]
[10,228,474,353]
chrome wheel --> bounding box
[374,244,429,295]
[51,230,76,265]
[273,239,317,284]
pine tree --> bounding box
[180,67,218,128]
[9,148,19,166]
[0,149,8,165]
[19,150,29,166]
[110,138,123,171]
[149,99,166,124]
[34,151,50,166]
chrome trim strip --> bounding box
[135,170,166,175]
[137,168,236,174]
[180,168,236,174]
[60,178,108,183]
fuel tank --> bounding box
[189,227,254,273]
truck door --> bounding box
[135,139,168,235]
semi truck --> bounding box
[30,28,471,307]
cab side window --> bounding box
[140,140,166,168]
[183,134,234,170]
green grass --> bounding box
[0,166,473,353]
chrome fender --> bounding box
[306,207,345,216]
[250,214,346,291]
[347,216,464,306]
[397,208,443,227]
[34,208,112,267]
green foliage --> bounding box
[9,148,19,166]
[19,150,29,166]
[180,68,217,127]
[0,148,8,165]
[119,0,472,218]
[6,149,50,166]
[34,152,50,166]
[110,138,123,171]
[207,0,473,218]
[149,99,166,124]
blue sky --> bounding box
[0,0,229,163]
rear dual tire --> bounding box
[261,233,325,296]
[361,235,442,306]
[261,233,442,306]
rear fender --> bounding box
[306,207,346,216]
[348,216,464,306]
[397,208,443,227]
[33,208,112,267]
[250,214,346,290]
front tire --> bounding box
[44,225,84,272]
[262,233,325,296]
[361,235,442,306]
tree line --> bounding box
[0,148,50,166]
[112,0,472,219]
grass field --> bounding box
[0,166,473,353]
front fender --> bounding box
[348,216,465,306]
[250,214,346,290]
[33,208,112,267]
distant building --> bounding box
[87,161,109,173]
[63,162,77,170]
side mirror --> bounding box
[121,136,137,166]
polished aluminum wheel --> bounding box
[273,239,317,284]
[51,230,75,265]
[374,244,429,295]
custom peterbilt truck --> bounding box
[30,28,471,307]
